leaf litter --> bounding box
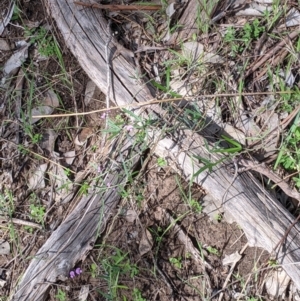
[1,0,300,300]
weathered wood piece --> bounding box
[45,0,154,106]
[10,134,146,301]
[167,0,219,44]
[151,129,300,286]
[10,0,300,300]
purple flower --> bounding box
[101,110,111,119]
[69,271,75,278]
[75,267,82,275]
[124,124,134,132]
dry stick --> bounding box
[272,214,300,256]
[11,143,117,297]
[0,137,76,174]
[248,104,300,150]
[244,29,300,78]
[99,19,113,150]
[74,1,162,11]
[280,104,300,130]
[0,217,42,229]
[105,19,112,117]
[32,91,296,119]
[222,158,239,205]
[218,243,249,301]
[254,32,268,56]
[239,158,300,201]
[253,48,289,84]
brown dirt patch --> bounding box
[75,157,270,301]
[1,1,299,301]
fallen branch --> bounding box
[10,132,146,301]
[0,216,42,229]
[240,158,300,202]
[74,1,162,11]
[244,29,300,78]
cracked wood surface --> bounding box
[10,0,300,299]
[10,134,146,301]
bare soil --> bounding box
[74,158,270,301]
[1,0,299,301]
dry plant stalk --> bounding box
[74,1,162,11]
[244,29,300,78]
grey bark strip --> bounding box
[11,132,146,301]
[10,0,300,300]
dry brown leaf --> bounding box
[84,80,97,106]
[40,129,57,154]
[2,41,29,76]
[153,207,163,221]
[64,150,76,165]
[166,3,176,18]
[28,163,48,190]
[78,285,90,301]
[236,2,269,16]
[43,89,60,107]
[0,239,10,255]
[0,39,10,51]
[75,128,94,145]
[264,268,290,299]
[124,209,138,223]
[282,8,300,28]
[222,251,242,266]
[0,1,14,35]
[139,229,153,256]
[30,106,54,124]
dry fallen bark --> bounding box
[10,133,146,301]
[10,0,300,300]
[151,128,300,280]
[74,1,162,11]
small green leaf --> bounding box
[157,157,167,167]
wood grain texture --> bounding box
[74,1,162,11]
[10,134,146,301]
[167,0,219,44]
[9,1,300,300]
[45,0,154,106]
[151,129,300,276]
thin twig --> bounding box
[222,158,239,205]
[253,47,289,84]
[0,137,76,174]
[244,29,300,78]
[105,20,112,128]
[240,159,300,201]
[74,1,162,11]
[248,104,300,150]
[272,214,300,256]
[31,90,297,119]
[218,243,249,301]
[0,216,42,229]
